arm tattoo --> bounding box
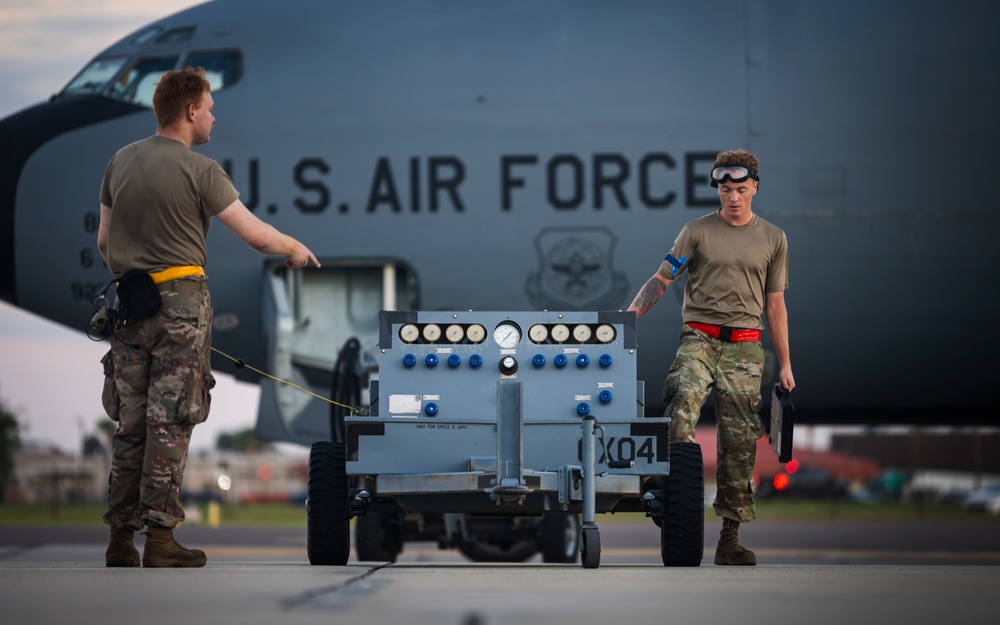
[632,277,667,316]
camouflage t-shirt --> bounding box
[99,135,239,275]
[668,210,788,329]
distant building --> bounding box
[5,443,308,506]
[5,442,101,504]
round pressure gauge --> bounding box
[399,323,419,343]
[493,321,522,348]
[528,324,548,343]
[596,324,616,343]
[573,324,592,343]
[445,324,465,343]
[550,323,570,343]
[466,324,486,343]
[422,323,442,342]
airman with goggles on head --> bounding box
[626,146,793,567]
[710,165,759,187]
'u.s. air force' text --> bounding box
[221,151,721,215]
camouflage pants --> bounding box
[101,278,216,530]
[662,324,764,523]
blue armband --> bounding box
[664,253,690,278]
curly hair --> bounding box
[152,67,210,128]
[713,149,760,174]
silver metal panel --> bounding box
[375,470,641,496]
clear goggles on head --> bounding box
[710,165,758,187]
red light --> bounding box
[773,473,790,490]
[786,459,799,474]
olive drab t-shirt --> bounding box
[668,210,788,330]
[99,135,239,275]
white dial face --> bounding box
[422,323,442,342]
[493,321,521,348]
[466,324,486,343]
[528,324,548,343]
[551,323,570,343]
[596,324,616,343]
[445,324,465,343]
[399,323,419,343]
[573,324,592,343]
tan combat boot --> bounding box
[714,518,757,566]
[105,527,140,567]
[142,526,207,568]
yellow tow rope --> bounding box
[210,346,361,416]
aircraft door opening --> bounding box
[256,260,419,446]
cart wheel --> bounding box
[580,525,601,569]
[458,538,537,563]
[307,441,351,565]
[355,512,403,562]
[661,441,705,567]
[540,513,580,563]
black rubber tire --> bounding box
[580,526,601,569]
[539,514,580,563]
[355,512,402,563]
[661,441,705,567]
[329,337,361,444]
[458,538,538,563]
[307,441,351,565]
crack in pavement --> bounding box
[279,561,394,611]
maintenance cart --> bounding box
[307,310,705,568]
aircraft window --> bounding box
[156,26,196,44]
[131,27,163,45]
[106,56,180,107]
[61,56,130,96]
[184,50,243,91]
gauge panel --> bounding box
[392,316,625,347]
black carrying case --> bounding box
[769,382,794,463]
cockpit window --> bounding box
[105,56,181,107]
[61,56,130,96]
[59,49,242,108]
[184,50,243,91]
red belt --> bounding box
[687,321,761,343]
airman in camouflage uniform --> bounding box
[102,279,214,532]
[628,149,795,566]
[664,325,764,520]
[97,67,319,567]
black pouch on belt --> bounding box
[116,269,162,320]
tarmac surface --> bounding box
[2,518,999,625]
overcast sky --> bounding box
[0,0,270,455]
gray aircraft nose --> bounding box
[0,96,143,304]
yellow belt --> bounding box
[148,265,205,284]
